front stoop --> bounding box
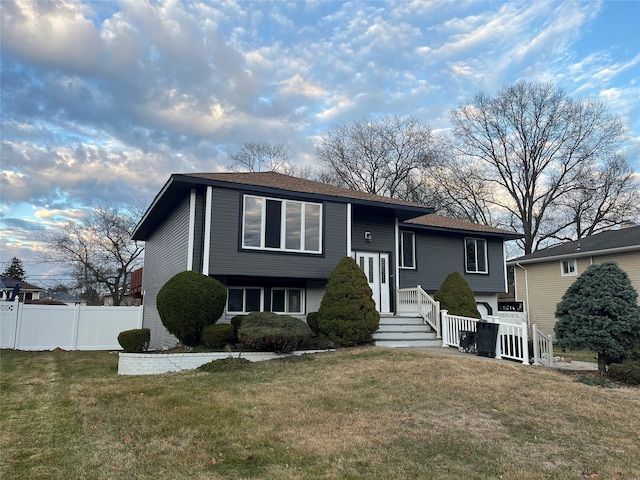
[374,315,442,348]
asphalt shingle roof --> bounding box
[508,226,640,263]
[404,213,522,238]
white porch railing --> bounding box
[442,311,530,365]
[532,324,554,367]
[396,285,441,338]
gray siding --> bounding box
[142,195,190,349]
[399,230,506,295]
[351,211,396,254]
[208,188,348,279]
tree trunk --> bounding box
[597,352,607,375]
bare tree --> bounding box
[43,204,144,305]
[229,142,290,173]
[449,81,627,254]
[316,115,442,200]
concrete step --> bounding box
[375,338,443,348]
[379,316,425,326]
[373,331,437,341]
[376,324,432,333]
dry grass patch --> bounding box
[1,347,639,479]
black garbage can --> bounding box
[458,330,476,353]
[476,322,499,358]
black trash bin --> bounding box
[476,322,499,358]
[458,330,476,353]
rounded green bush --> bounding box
[306,312,319,334]
[156,271,227,346]
[237,312,314,353]
[201,324,235,349]
[434,271,481,319]
[608,361,640,386]
[230,315,246,341]
[316,257,380,347]
[117,328,150,353]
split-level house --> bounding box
[132,172,522,349]
[507,226,640,336]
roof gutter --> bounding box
[506,244,640,265]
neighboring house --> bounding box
[133,172,521,349]
[507,226,640,336]
[0,276,44,302]
[43,291,87,305]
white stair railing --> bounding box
[532,324,553,367]
[396,285,441,338]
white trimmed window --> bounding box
[271,288,304,314]
[399,231,416,269]
[227,287,263,313]
[242,195,322,253]
[561,259,577,276]
[465,237,488,274]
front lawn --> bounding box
[1,348,639,479]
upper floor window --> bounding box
[465,237,488,274]
[242,195,322,253]
[399,231,415,269]
[561,259,577,276]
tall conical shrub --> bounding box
[317,257,380,346]
[434,271,481,319]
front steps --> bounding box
[374,315,441,348]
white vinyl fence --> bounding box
[0,299,143,351]
[441,310,530,365]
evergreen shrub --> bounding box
[237,312,314,353]
[201,324,235,349]
[231,315,246,341]
[156,271,227,346]
[306,312,319,334]
[117,328,150,353]
[608,361,640,386]
[555,261,640,374]
[317,257,380,346]
[434,271,481,319]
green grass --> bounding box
[2,347,639,479]
[554,347,598,363]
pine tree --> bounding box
[3,257,26,281]
[555,261,640,374]
[434,271,481,319]
[317,257,380,346]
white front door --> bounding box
[355,252,390,313]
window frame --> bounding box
[464,237,488,274]
[399,230,416,269]
[226,287,264,314]
[561,259,577,277]
[271,288,305,314]
[241,195,323,254]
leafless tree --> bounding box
[43,204,145,305]
[229,142,290,173]
[449,81,628,254]
[316,115,442,200]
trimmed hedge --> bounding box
[608,361,640,386]
[117,328,150,353]
[156,271,227,346]
[306,312,319,334]
[434,271,481,319]
[317,257,379,346]
[201,324,235,349]
[237,312,314,354]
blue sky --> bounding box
[1,0,639,286]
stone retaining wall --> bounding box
[118,350,327,375]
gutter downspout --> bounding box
[516,262,530,332]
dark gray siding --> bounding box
[142,194,190,349]
[399,230,506,295]
[208,188,348,279]
[192,189,206,273]
[351,211,396,254]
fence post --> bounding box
[440,309,448,347]
[494,319,502,360]
[10,298,20,349]
[12,298,23,349]
[71,303,81,350]
[137,305,144,329]
[521,322,530,365]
